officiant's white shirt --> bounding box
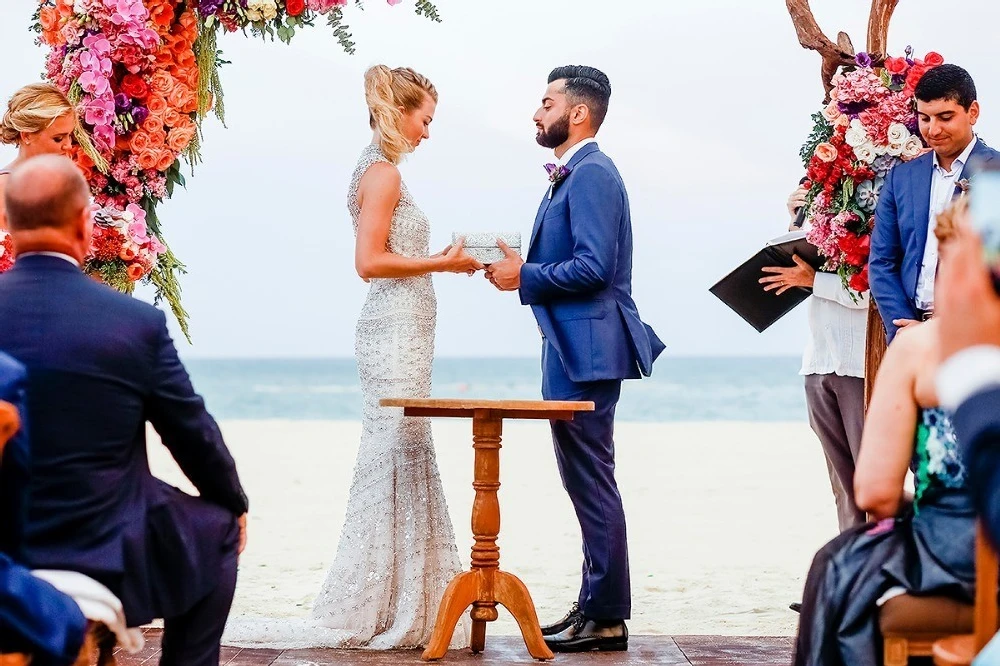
[556,137,597,167]
[800,220,868,378]
[18,251,79,267]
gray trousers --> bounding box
[804,373,866,531]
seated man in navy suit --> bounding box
[0,155,249,666]
[871,64,1000,341]
[0,351,87,666]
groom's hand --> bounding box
[485,240,523,291]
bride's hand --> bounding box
[437,238,484,275]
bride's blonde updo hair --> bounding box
[364,65,437,164]
[934,195,968,245]
[0,83,77,146]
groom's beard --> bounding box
[536,114,570,149]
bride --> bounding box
[224,65,482,649]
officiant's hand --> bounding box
[760,254,815,295]
[237,513,248,556]
[485,239,523,291]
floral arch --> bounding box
[22,0,438,339]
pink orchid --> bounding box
[82,34,112,55]
[78,70,111,97]
[83,97,116,127]
[128,221,150,244]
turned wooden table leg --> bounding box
[421,409,552,661]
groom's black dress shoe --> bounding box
[541,602,582,636]
[543,616,628,653]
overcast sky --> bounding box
[1,0,998,358]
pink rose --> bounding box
[814,142,838,163]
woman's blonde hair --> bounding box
[364,65,437,164]
[935,195,968,245]
[0,83,77,146]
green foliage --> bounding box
[799,111,833,167]
[328,9,356,55]
[414,0,441,22]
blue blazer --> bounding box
[871,140,1000,341]
[520,142,664,383]
[0,352,29,560]
[0,255,248,625]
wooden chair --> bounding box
[0,400,116,666]
[932,524,1000,665]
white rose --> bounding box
[845,119,869,148]
[854,142,877,164]
[73,0,86,15]
[886,142,904,157]
[261,0,278,20]
[902,135,924,160]
[886,123,909,145]
[246,0,263,21]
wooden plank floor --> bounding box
[114,630,794,665]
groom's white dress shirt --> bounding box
[556,137,597,167]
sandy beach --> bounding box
[148,419,839,637]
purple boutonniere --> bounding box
[544,163,571,199]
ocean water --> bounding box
[184,356,808,422]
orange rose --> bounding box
[146,95,168,119]
[150,71,173,95]
[147,129,167,150]
[40,7,59,33]
[129,131,151,154]
[115,135,132,152]
[166,85,189,113]
[167,125,196,153]
[126,262,146,281]
[119,244,137,262]
[156,150,177,172]
[137,150,159,171]
[162,108,183,128]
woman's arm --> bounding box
[854,327,922,519]
[354,163,480,279]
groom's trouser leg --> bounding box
[542,342,630,621]
[160,518,240,666]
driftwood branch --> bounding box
[787,0,900,101]
[866,0,900,59]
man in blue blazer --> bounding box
[0,156,248,666]
[871,64,1000,342]
[487,65,664,653]
[0,352,87,665]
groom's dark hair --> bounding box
[549,65,611,130]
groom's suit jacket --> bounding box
[871,140,1000,341]
[520,142,664,383]
[0,255,248,626]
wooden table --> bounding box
[380,398,595,662]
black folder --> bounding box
[710,231,826,333]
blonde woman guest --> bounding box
[0,83,77,227]
[223,66,480,650]
[793,200,976,666]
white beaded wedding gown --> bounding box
[223,144,469,650]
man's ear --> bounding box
[571,104,590,127]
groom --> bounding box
[486,65,664,653]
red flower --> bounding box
[90,227,125,262]
[121,74,150,101]
[849,267,869,292]
[884,57,908,76]
[286,0,306,15]
[905,65,930,93]
[924,52,945,67]
[0,234,13,273]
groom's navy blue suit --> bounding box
[0,255,248,666]
[521,141,664,620]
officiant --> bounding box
[759,182,868,533]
